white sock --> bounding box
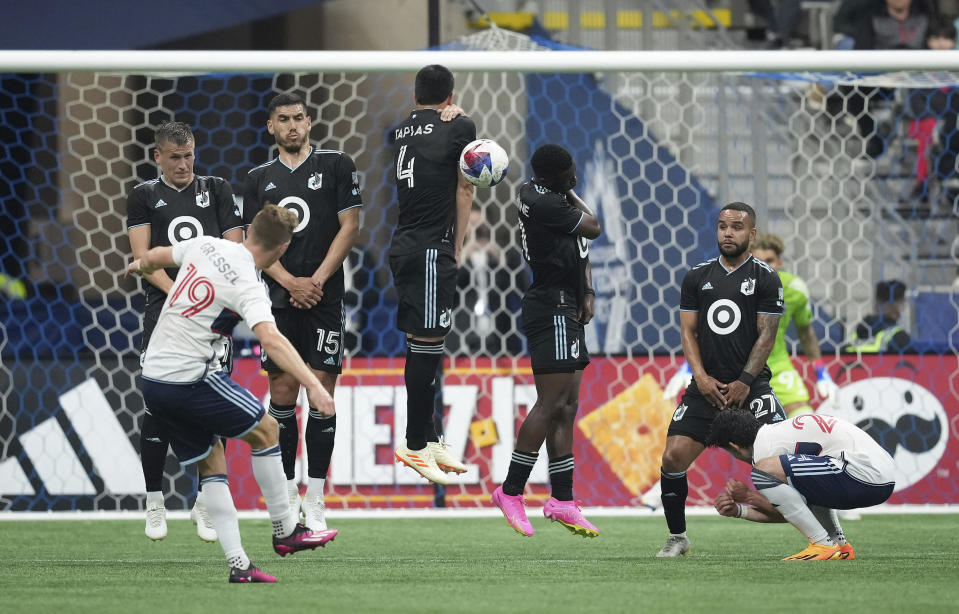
[305,477,326,497]
[670,532,687,539]
[287,478,298,496]
[201,478,249,570]
[252,446,296,537]
[146,491,164,507]
[760,483,832,545]
[194,489,205,508]
[811,505,846,546]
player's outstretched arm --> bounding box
[125,245,176,278]
[725,312,780,409]
[252,321,333,415]
[128,226,175,292]
[798,322,840,408]
[681,310,727,408]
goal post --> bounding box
[1,31,956,512]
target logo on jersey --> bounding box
[276,196,310,233]
[706,298,741,335]
[167,215,203,244]
[823,376,946,491]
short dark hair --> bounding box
[415,65,454,105]
[930,20,957,41]
[531,144,573,179]
[155,121,194,148]
[876,279,906,303]
[268,92,308,118]
[706,408,762,449]
[720,202,757,227]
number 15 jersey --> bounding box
[142,237,275,383]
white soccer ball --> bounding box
[459,139,509,188]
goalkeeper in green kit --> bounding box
[663,234,838,417]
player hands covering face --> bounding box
[717,208,754,259]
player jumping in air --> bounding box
[491,144,602,537]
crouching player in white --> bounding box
[125,204,338,583]
[707,408,895,560]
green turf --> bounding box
[2,515,957,613]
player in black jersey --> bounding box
[242,93,361,531]
[126,121,243,542]
[656,202,786,558]
[491,144,602,538]
[390,65,476,485]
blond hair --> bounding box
[248,204,296,249]
[751,233,784,257]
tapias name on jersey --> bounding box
[198,241,240,285]
[394,124,434,140]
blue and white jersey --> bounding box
[753,415,896,486]
[142,237,274,382]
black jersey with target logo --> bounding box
[126,175,241,311]
[517,181,588,301]
[242,147,362,308]
[679,255,783,385]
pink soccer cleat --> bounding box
[543,498,599,538]
[272,523,338,557]
[492,486,534,536]
[229,564,277,583]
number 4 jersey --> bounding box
[142,237,275,383]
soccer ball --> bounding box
[459,139,509,188]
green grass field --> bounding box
[3,514,957,613]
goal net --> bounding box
[1,29,956,512]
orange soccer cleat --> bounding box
[782,542,842,561]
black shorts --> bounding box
[262,300,345,375]
[389,248,456,338]
[666,379,786,445]
[522,293,589,375]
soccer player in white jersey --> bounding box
[707,408,896,560]
[126,205,337,583]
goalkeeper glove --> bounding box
[663,360,692,400]
[813,360,840,409]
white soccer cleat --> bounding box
[395,443,450,486]
[428,437,468,474]
[145,501,168,541]
[190,499,218,543]
[302,492,328,531]
[656,534,690,558]
[288,487,303,523]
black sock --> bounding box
[660,469,689,534]
[427,362,443,444]
[404,339,443,450]
[269,402,298,480]
[548,454,574,501]
[140,412,168,493]
[306,411,336,479]
[503,450,538,496]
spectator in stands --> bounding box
[748,0,803,48]
[843,280,913,353]
[832,0,876,49]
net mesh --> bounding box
[1,29,956,511]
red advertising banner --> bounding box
[226,354,957,509]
